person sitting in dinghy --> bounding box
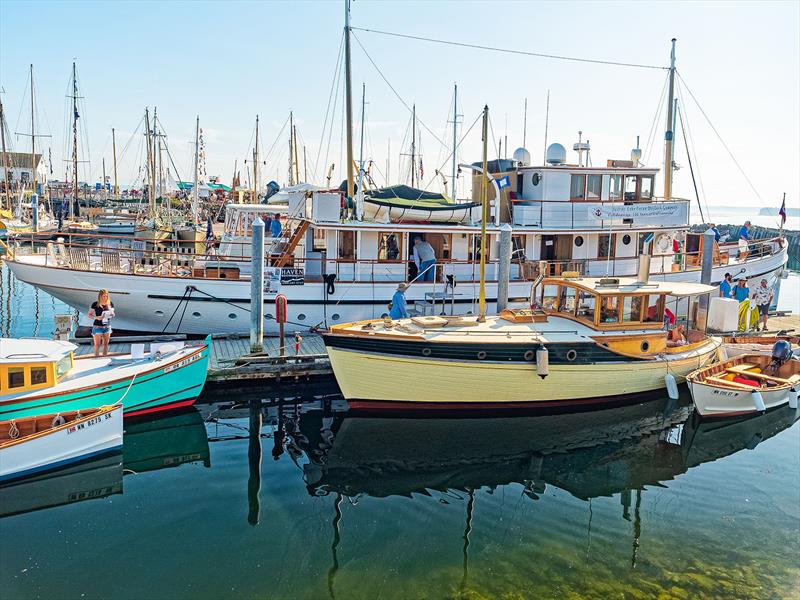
[89,289,114,357]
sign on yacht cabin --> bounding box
[589,203,682,220]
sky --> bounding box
[0,0,797,218]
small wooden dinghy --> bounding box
[721,335,799,359]
[687,350,800,418]
[0,404,123,481]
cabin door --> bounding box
[408,233,451,281]
[541,234,573,274]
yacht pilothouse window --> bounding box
[640,176,654,201]
[586,175,602,200]
[600,296,620,323]
[570,175,586,200]
[608,175,623,201]
[623,295,645,322]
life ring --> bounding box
[656,234,672,253]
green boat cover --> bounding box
[369,185,449,203]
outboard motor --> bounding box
[263,181,280,202]
[771,340,793,365]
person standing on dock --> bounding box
[389,283,409,319]
[89,289,114,357]
[413,237,436,282]
[719,272,733,298]
[271,213,283,238]
[752,278,774,331]
[733,278,752,331]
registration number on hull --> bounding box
[164,352,201,374]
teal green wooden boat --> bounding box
[0,336,211,420]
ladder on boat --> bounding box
[272,219,310,268]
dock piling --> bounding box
[497,223,513,312]
[250,217,265,352]
[698,229,716,331]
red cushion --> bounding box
[733,376,760,387]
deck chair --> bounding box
[68,247,91,271]
[101,250,123,273]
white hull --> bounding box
[688,380,799,417]
[0,405,123,481]
[6,240,787,335]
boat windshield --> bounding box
[56,354,72,379]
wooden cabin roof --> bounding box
[541,276,716,297]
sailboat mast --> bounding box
[0,98,10,210]
[253,115,259,202]
[288,111,294,186]
[30,64,36,199]
[193,115,200,224]
[523,97,528,148]
[344,0,355,200]
[357,83,366,192]
[112,127,118,196]
[144,108,154,216]
[663,38,677,200]
[71,61,79,208]
[451,84,458,199]
[478,105,489,322]
[102,158,106,192]
[411,104,416,188]
[293,125,300,184]
[303,145,307,183]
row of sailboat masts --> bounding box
[0,95,10,210]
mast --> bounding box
[112,127,118,195]
[71,61,79,210]
[522,97,527,148]
[410,103,416,188]
[344,0,355,200]
[542,90,550,164]
[102,158,106,193]
[293,125,300,184]
[303,145,307,184]
[450,83,458,199]
[144,108,155,217]
[478,105,489,323]
[253,115,259,202]
[357,83,366,196]
[192,115,200,224]
[288,112,295,186]
[30,64,36,200]
[663,38,677,200]
[0,97,10,210]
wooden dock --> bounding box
[73,333,333,383]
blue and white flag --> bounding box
[497,175,510,189]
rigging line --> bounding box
[417,109,483,194]
[677,102,704,223]
[676,85,711,220]
[316,30,346,185]
[676,71,768,206]
[351,31,449,150]
[351,26,669,71]
[642,72,669,166]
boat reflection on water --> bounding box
[0,452,123,518]
[123,409,210,473]
[0,408,210,518]
[279,398,799,502]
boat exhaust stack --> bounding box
[637,254,651,285]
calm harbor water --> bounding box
[1,264,799,599]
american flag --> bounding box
[778,194,786,226]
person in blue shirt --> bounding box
[733,278,750,302]
[707,223,721,242]
[737,221,751,260]
[719,272,733,298]
[389,283,409,319]
[271,213,283,238]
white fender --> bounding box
[665,373,679,400]
[789,389,798,410]
[752,390,766,412]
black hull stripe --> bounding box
[324,336,630,364]
[147,295,528,306]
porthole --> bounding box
[192,311,201,318]
[523,349,535,361]
[641,340,650,353]
[332,313,341,321]
[532,172,541,186]
[622,234,632,245]
[422,348,432,357]
[477,351,487,360]
[267,313,274,320]
[228,313,237,319]
[574,236,584,247]
[297,313,306,321]
[566,349,578,362]
[155,310,164,317]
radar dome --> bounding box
[545,143,567,165]
[512,147,531,166]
